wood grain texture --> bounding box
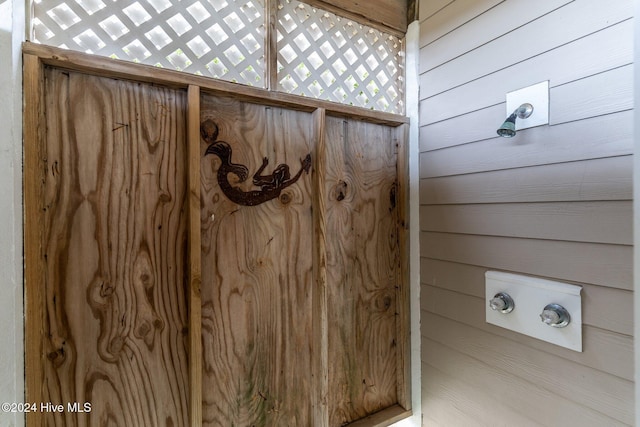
[40,68,189,426]
[187,85,203,427]
[22,43,408,128]
[324,117,399,426]
[24,53,46,427]
[199,95,314,426]
[304,0,408,35]
[393,124,411,411]
[311,108,330,426]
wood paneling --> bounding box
[23,53,46,427]
[324,117,400,426]
[22,43,408,128]
[199,96,315,426]
[187,85,203,427]
[39,68,190,426]
[25,42,410,426]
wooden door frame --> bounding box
[23,42,411,427]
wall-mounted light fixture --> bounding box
[497,103,534,137]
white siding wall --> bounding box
[418,1,634,425]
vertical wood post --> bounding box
[311,108,329,426]
[187,85,203,427]
[265,0,279,91]
[23,53,45,427]
[395,123,412,411]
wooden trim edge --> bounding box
[23,53,45,427]
[311,107,329,425]
[346,405,413,427]
[395,123,413,410]
[21,43,408,127]
[187,85,203,427]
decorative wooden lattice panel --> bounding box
[31,0,266,86]
[276,0,405,113]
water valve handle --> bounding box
[540,303,570,328]
[489,292,514,314]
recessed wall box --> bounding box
[485,271,582,352]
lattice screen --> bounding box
[31,0,405,113]
[276,0,404,113]
[31,0,266,86]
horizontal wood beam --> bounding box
[22,43,408,127]
[300,0,408,36]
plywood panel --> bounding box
[419,20,633,120]
[420,0,632,96]
[422,313,634,424]
[420,201,632,245]
[420,232,632,290]
[419,156,633,204]
[421,344,627,427]
[199,96,314,426]
[420,110,633,178]
[324,117,400,426]
[41,68,189,426]
[22,43,409,128]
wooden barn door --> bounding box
[25,60,409,427]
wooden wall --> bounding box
[305,0,409,34]
[25,55,410,426]
[418,0,634,425]
[37,68,190,426]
